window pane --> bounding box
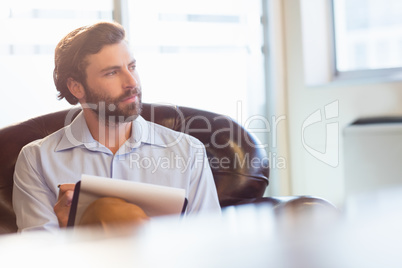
[0,0,113,127]
[127,0,265,121]
[333,0,402,72]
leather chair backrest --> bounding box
[0,103,269,234]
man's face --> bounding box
[82,41,142,124]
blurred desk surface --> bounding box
[1,196,402,268]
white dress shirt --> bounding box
[13,111,221,232]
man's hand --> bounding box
[54,183,75,228]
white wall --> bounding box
[276,0,402,207]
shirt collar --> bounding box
[55,112,167,153]
[126,115,167,149]
[55,111,101,152]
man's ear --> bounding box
[67,78,85,100]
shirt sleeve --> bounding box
[185,143,221,215]
[12,145,60,232]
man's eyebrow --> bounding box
[100,59,136,73]
[100,65,120,73]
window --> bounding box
[0,0,113,127]
[0,0,267,138]
[332,0,402,76]
[126,0,266,122]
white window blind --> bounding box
[127,0,265,121]
[333,0,402,72]
[0,0,113,127]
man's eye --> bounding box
[106,71,117,76]
[129,64,136,70]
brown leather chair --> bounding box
[0,103,337,234]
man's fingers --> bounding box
[57,183,75,200]
[58,183,75,192]
[59,190,74,206]
[54,184,76,228]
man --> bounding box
[12,22,221,232]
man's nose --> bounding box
[123,69,138,88]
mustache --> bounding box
[117,88,142,102]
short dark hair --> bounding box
[53,22,126,104]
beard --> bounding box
[83,85,143,125]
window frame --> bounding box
[330,0,402,83]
